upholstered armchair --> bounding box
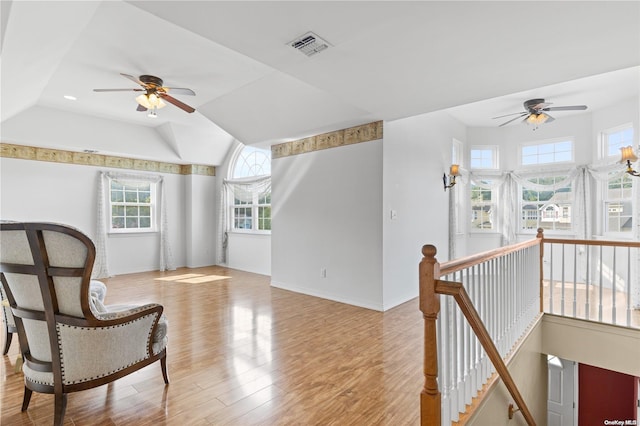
[1,277,17,355]
[0,222,168,426]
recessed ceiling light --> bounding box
[64,95,77,101]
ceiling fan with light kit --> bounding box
[492,98,587,129]
[94,73,196,118]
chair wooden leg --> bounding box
[54,393,67,426]
[161,355,169,384]
[21,387,32,411]
[2,327,11,355]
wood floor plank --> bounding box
[1,266,423,425]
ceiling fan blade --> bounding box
[492,111,526,119]
[121,73,146,87]
[164,87,196,96]
[159,93,196,113]
[543,105,588,112]
[499,113,528,127]
[136,104,147,112]
[531,102,552,110]
[93,88,144,92]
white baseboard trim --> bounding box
[270,280,383,312]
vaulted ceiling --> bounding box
[1,1,639,166]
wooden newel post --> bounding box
[536,228,544,313]
[419,244,441,426]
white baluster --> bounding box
[573,245,578,318]
[599,245,603,322]
[561,244,566,316]
[438,299,450,426]
[585,245,591,321]
[626,247,632,327]
[612,246,617,325]
[549,243,554,314]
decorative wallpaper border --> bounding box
[0,143,215,176]
[271,121,383,159]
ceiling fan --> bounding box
[94,73,196,117]
[493,98,587,129]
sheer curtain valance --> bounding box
[466,163,638,244]
[93,171,175,278]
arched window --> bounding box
[227,145,272,232]
[232,145,271,178]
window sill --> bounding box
[228,230,271,237]
[108,230,158,237]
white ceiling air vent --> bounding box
[289,31,331,57]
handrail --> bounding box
[539,236,640,248]
[536,229,639,327]
[435,279,535,425]
[420,243,539,426]
[439,238,540,277]
[421,230,639,424]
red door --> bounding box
[578,363,638,425]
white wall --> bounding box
[0,156,218,276]
[382,112,466,309]
[542,315,640,377]
[227,232,271,275]
[270,112,463,311]
[184,173,217,268]
[271,140,384,310]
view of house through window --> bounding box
[109,180,155,232]
[230,145,272,232]
[521,177,572,231]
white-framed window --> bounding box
[470,146,498,169]
[601,124,634,159]
[603,174,633,234]
[232,145,271,178]
[109,179,156,233]
[470,180,495,231]
[520,176,572,232]
[521,138,573,166]
[229,145,272,233]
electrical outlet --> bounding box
[320,268,327,278]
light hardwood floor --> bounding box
[1,266,423,425]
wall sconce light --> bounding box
[443,164,460,191]
[620,146,639,177]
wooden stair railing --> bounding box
[419,244,537,426]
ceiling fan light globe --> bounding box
[136,93,167,109]
[136,94,152,109]
[526,113,548,126]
